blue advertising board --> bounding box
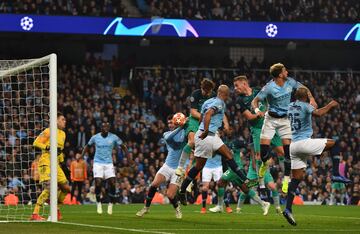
[0,14,359,41]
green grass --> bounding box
[0,204,359,233]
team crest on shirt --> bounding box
[108,140,112,144]
[286,87,292,92]
[190,97,195,102]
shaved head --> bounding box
[217,84,230,101]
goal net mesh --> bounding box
[0,58,51,221]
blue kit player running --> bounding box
[178,85,257,205]
[282,88,352,226]
[252,63,317,193]
[82,122,127,215]
[136,115,186,219]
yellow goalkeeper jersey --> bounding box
[33,128,66,166]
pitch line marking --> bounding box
[57,221,174,234]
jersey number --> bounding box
[288,113,301,131]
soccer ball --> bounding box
[172,112,186,126]
[265,24,278,37]
[21,16,34,31]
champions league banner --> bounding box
[1,14,359,41]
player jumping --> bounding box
[282,88,352,226]
[175,78,216,177]
[233,75,282,213]
[136,115,186,219]
[178,85,257,205]
[252,63,317,193]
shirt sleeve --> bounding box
[114,135,123,146]
[210,99,224,113]
[235,98,248,113]
[288,77,302,89]
[256,85,269,101]
[190,90,199,109]
[87,135,95,146]
[306,103,315,114]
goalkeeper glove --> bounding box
[45,146,63,156]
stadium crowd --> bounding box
[0,56,359,207]
[0,0,129,17]
[1,0,359,23]
[141,0,359,22]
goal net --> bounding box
[0,54,58,222]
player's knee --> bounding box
[326,139,335,149]
[267,182,276,191]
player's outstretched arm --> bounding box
[312,100,339,117]
[242,109,260,121]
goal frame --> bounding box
[0,53,58,222]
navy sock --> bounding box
[169,197,179,209]
[221,156,228,172]
[260,144,270,162]
[226,158,247,182]
[95,186,101,203]
[332,155,340,176]
[283,144,291,177]
[180,167,200,193]
[108,185,116,203]
[202,191,207,208]
[286,178,300,212]
[145,186,157,207]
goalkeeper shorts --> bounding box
[38,164,68,184]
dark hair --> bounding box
[167,115,173,121]
[57,112,64,118]
[201,78,215,92]
[269,63,285,78]
[233,75,248,82]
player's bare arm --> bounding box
[242,109,260,121]
[251,97,265,118]
[299,84,317,108]
[312,100,339,117]
[190,108,201,120]
[81,144,89,158]
[222,114,230,133]
[120,144,128,155]
[200,108,214,139]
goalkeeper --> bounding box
[30,112,71,221]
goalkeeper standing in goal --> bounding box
[82,122,127,215]
[31,112,70,221]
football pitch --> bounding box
[1,204,359,233]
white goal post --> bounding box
[0,54,58,222]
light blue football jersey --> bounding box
[163,127,186,169]
[199,97,225,133]
[204,154,222,169]
[288,100,315,142]
[88,133,123,164]
[256,77,302,116]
